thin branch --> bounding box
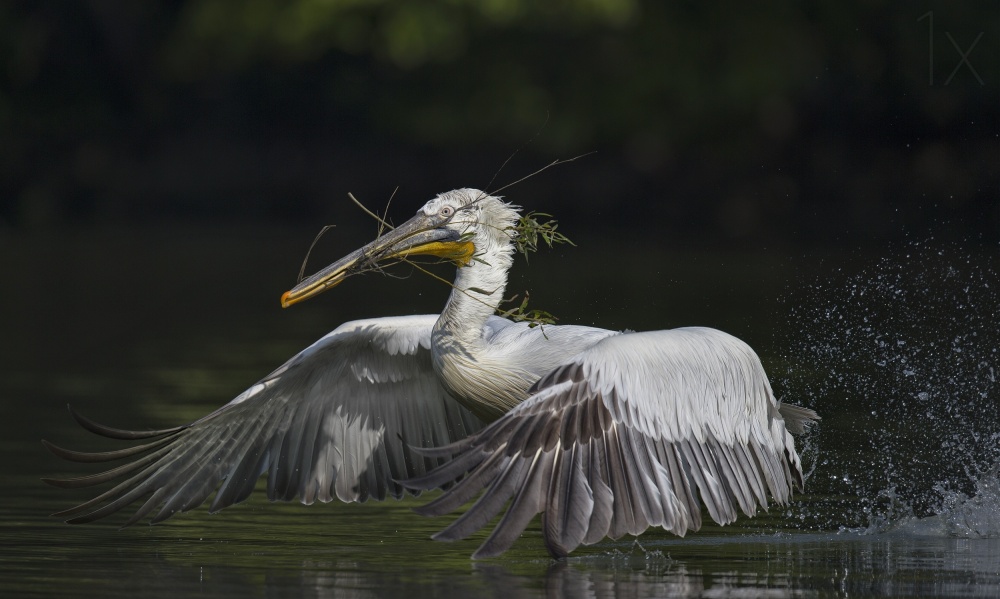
[489,152,596,195]
[377,187,398,238]
[348,192,395,230]
[297,225,336,283]
[482,112,550,193]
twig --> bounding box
[489,152,596,195]
[297,225,336,283]
[348,192,394,230]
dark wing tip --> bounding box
[43,407,197,526]
[40,476,66,488]
[66,405,184,441]
[406,437,475,459]
[42,436,178,464]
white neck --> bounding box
[434,244,513,346]
[429,201,524,420]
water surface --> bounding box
[5,228,998,597]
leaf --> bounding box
[509,212,575,263]
[497,291,557,334]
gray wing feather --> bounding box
[44,315,485,525]
[582,439,613,545]
[544,441,593,555]
[403,327,818,557]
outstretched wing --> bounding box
[44,315,484,525]
[405,327,818,558]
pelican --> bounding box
[44,189,818,558]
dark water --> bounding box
[4,228,999,598]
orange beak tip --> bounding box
[280,291,293,309]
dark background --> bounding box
[4,1,998,246]
[3,4,999,573]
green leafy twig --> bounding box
[497,291,557,329]
[510,212,575,262]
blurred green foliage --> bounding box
[2,1,998,243]
[157,1,824,149]
[165,0,637,71]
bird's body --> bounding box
[45,189,818,557]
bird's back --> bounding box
[430,316,617,421]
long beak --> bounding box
[281,213,475,308]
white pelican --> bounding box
[44,188,818,558]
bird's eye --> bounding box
[439,206,455,218]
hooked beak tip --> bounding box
[280,290,294,309]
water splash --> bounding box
[779,241,1000,536]
[932,463,1000,538]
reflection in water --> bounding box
[14,535,996,599]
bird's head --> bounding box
[281,189,520,308]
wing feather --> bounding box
[45,315,485,525]
[582,438,613,545]
[414,447,510,518]
[403,326,818,557]
[472,445,554,559]
[431,452,525,543]
[543,441,593,557]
